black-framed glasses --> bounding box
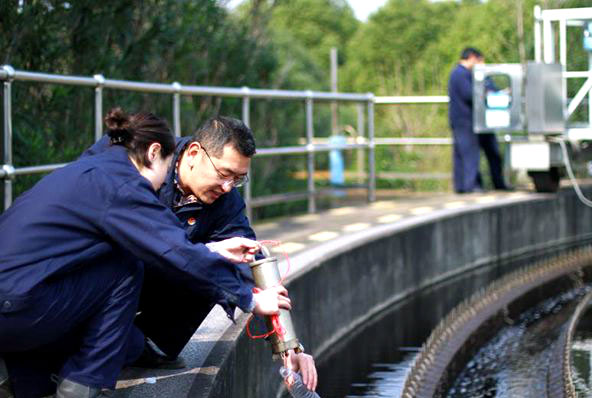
[201,146,249,188]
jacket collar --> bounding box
[158,136,198,210]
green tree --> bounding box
[0,0,279,200]
[342,0,458,96]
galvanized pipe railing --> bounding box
[2,65,15,212]
[0,66,388,216]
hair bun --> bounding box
[105,107,132,144]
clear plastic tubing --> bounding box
[279,367,321,398]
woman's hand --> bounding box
[206,237,260,263]
[252,285,291,315]
[286,350,318,391]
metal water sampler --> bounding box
[249,246,302,357]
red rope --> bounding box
[245,240,291,340]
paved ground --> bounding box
[254,189,532,256]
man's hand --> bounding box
[206,237,260,263]
[286,350,317,391]
[252,285,291,315]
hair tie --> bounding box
[108,129,130,145]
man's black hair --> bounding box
[460,47,483,60]
[192,116,256,158]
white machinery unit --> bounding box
[472,6,592,192]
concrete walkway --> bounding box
[254,190,532,256]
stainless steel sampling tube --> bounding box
[249,246,301,357]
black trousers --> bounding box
[478,133,507,190]
[453,126,506,192]
[135,261,253,358]
[0,257,144,398]
[135,268,215,358]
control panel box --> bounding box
[472,62,565,135]
[473,64,524,133]
[525,62,565,134]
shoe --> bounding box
[456,187,484,194]
[129,339,186,370]
[0,358,13,398]
[0,380,13,398]
[55,378,110,398]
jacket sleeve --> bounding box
[456,71,473,105]
[100,174,253,317]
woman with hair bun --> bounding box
[0,108,285,398]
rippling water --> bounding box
[344,350,417,398]
[322,286,591,398]
[446,287,588,398]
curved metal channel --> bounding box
[556,288,592,397]
[401,245,592,398]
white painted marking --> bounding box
[309,231,339,241]
[410,206,433,215]
[292,214,321,223]
[270,242,305,254]
[475,195,496,203]
[329,206,356,216]
[508,192,529,199]
[443,201,466,209]
[343,223,371,232]
[377,214,403,223]
[370,201,397,210]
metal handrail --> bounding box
[374,95,449,104]
[0,66,451,217]
[0,66,382,217]
[0,68,371,101]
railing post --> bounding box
[356,102,365,185]
[367,94,376,202]
[588,53,592,126]
[1,65,15,211]
[306,91,316,213]
[534,5,542,63]
[172,82,182,137]
[93,74,104,142]
[543,16,555,63]
[241,87,253,221]
[559,18,567,106]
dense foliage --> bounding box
[1,0,591,218]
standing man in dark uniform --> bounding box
[84,116,318,391]
[448,47,508,193]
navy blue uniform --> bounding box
[448,63,506,192]
[84,136,256,357]
[0,145,253,396]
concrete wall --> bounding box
[190,188,592,398]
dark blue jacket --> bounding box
[448,63,473,130]
[0,145,253,315]
[85,136,256,246]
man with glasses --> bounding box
[83,116,317,390]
